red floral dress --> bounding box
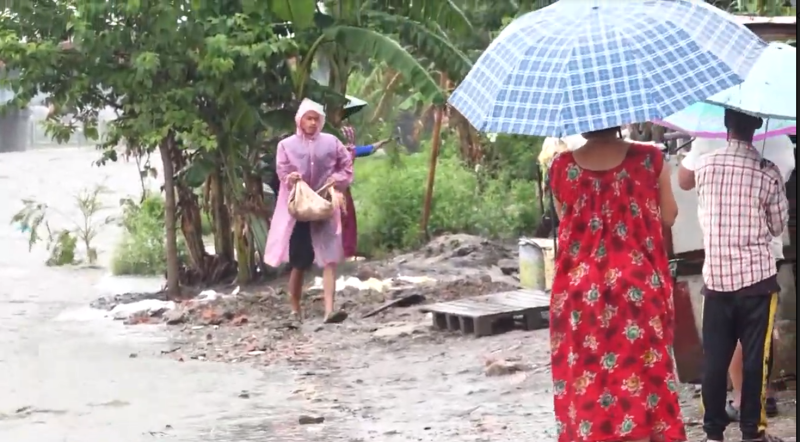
[548,143,686,442]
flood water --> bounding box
[0,147,324,442]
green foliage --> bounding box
[111,194,187,276]
[352,139,541,256]
[10,184,114,266]
[47,230,78,267]
[73,185,116,264]
[709,0,796,15]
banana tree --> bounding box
[293,0,477,124]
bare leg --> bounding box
[730,341,744,407]
[288,268,304,317]
[322,263,336,316]
[322,264,348,323]
[731,340,775,408]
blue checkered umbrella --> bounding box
[449,0,768,138]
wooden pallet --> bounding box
[419,289,549,337]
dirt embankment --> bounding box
[91,234,523,363]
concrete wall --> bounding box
[0,108,30,153]
[1,67,31,153]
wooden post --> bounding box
[420,73,448,236]
[420,104,444,236]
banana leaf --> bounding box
[249,214,269,266]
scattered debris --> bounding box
[110,299,176,321]
[362,293,426,318]
[484,358,530,377]
[372,322,427,339]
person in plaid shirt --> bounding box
[679,135,794,423]
[680,109,789,442]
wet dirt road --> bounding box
[0,147,335,442]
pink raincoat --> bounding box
[263,99,354,267]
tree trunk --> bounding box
[159,136,181,300]
[178,189,207,271]
[171,147,208,282]
[451,109,482,167]
[233,212,252,284]
[210,166,234,262]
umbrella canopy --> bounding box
[656,101,796,142]
[342,95,368,120]
[705,42,796,120]
[448,0,767,137]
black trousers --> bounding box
[701,292,778,441]
[288,222,314,270]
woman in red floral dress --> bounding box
[548,128,686,442]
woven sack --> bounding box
[288,181,344,222]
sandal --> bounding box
[284,311,303,329]
[323,310,348,324]
[726,400,741,422]
[765,396,779,417]
[727,397,779,422]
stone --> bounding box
[484,359,530,377]
[230,315,248,326]
[163,309,187,325]
[356,265,380,281]
[298,415,324,425]
[497,259,518,275]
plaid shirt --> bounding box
[695,140,789,292]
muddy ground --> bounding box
[92,234,797,441]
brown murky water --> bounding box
[0,147,334,441]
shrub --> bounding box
[11,184,115,266]
[351,139,542,257]
[110,194,186,276]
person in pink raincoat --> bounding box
[264,99,354,324]
[339,125,390,258]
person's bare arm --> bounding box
[676,146,702,191]
[677,164,696,191]
[764,167,789,237]
[552,196,565,220]
[659,162,678,227]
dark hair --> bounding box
[583,126,622,139]
[724,109,763,134]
